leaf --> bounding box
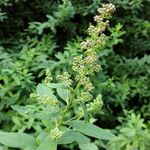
[79,143,98,150]
[37,84,57,100]
[68,120,116,140]
[57,88,69,102]
[12,116,21,126]
[47,83,67,89]
[12,105,60,120]
[12,74,20,85]
[37,136,57,150]
[58,130,90,144]
[79,102,88,123]
[11,105,35,116]
[0,132,37,149]
[120,127,135,137]
[27,117,34,129]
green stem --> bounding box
[74,79,81,92]
[57,79,82,127]
[57,100,72,127]
[79,102,89,123]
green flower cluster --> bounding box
[44,69,53,84]
[30,93,58,106]
[73,3,115,88]
[71,3,115,114]
[50,127,64,141]
[30,3,115,141]
[57,71,72,86]
[75,91,93,103]
[86,94,103,113]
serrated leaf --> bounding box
[58,130,90,144]
[0,132,37,149]
[68,120,116,140]
[37,136,57,150]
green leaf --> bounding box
[79,102,88,123]
[0,132,37,149]
[120,127,136,137]
[79,143,98,150]
[12,74,20,85]
[57,88,70,102]
[12,116,21,126]
[27,117,34,129]
[58,130,90,144]
[12,105,59,120]
[47,83,68,89]
[11,105,35,117]
[37,84,57,100]
[37,136,57,150]
[68,120,116,140]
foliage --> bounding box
[0,0,150,149]
[1,4,116,149]
[108,111,150,150]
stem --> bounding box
[57,79,82,127]
[74,79,81,92]
[79,102,89,123]
[66,114,83,123]
[57,100,72,127]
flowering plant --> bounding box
[0,3,116,150]
[30,3,116,148]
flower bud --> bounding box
[45,69,53,84]
[87,94,103,112]
[50,128,64,141]
[57,71,72,86]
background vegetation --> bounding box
[0,0,150,149]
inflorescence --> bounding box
[30,3,115,140]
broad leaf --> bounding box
[0,132,37,150]
[12,105,35,116]
[79,143,98,150]
[58,130,90,144]
[57,88,70,102]
[37,84,57,100]
[68,120,116,140]
[37,136,57,150]
[47,83,68,89]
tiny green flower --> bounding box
[75,91,93,103]
[57,71,72,86]
[45,69,53,84]
[50,128,64,141]
[40,96,58,106]
[87,94,103,112]
[30,93,40,101]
